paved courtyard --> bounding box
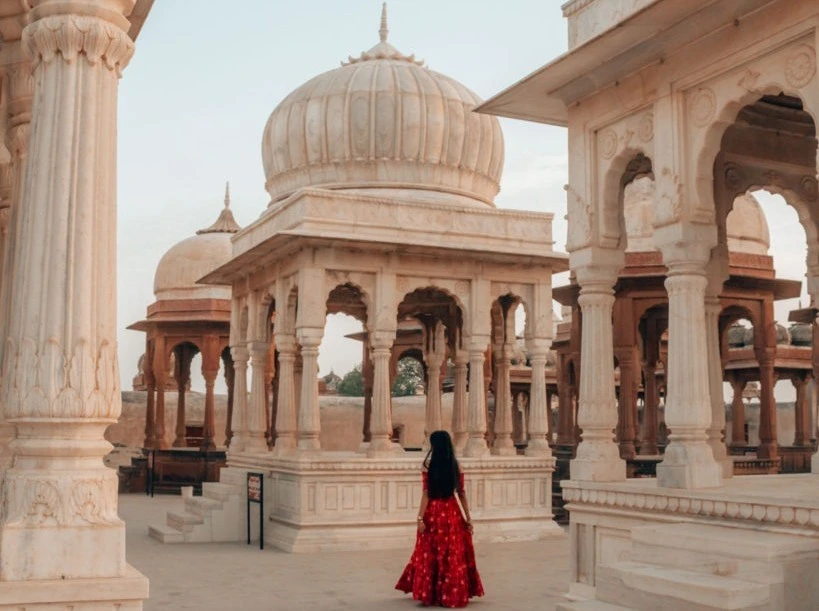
[121,493,571,610]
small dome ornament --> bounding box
[343,3,424,66]
[197,182,241,235]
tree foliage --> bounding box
[392,357,424,397]
[337,363,365,397]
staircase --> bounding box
[148,468,246,544]
[558,522,819,611]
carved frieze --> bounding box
[688,87,717,127]
[637,112,654,143]
[600,129,618,160]
[784,44,816,89]
[2,474,118,527]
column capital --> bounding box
[368,329,396,351]
[24,2,136,74]
[655,222,717,270]
[467,335,490,353]
[230,346,249,363]
[296,326,323,348]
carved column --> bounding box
[223,351,235,446]
[423,321,446,447]
[640,361,659,454]
[451,347,468,452]
[0,0,149,600]
[361,334,373,444]
[143,341,156,449]
[152,335,168,449]
[492,327,515,456]
[172,345,193,448]
[268,351,279,448]
[729,374,747,447]
[614,347,638,460]
[656,262,721,489]
[705,297,732,478]
[526,338,552,457]
[368,331,396,457]
[229,346,249,452]
[757,350,779,460]
[246,340,270,453]
[571,267,625,481]
[273,333,297,455]
[296,328,322,452]
[794,374,811,447]
[464,337,490,457]
[200,336,220,452]
[556,354,575,446]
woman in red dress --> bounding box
[395,430,484,607]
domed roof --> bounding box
[790,322,813,346]
[624,184,770,255]
[261,6,504,208]
[153,185,240,301]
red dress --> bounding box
[395,472,484,607]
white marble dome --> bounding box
[261,11,504,208]
[624,179,770,254]
[153,188,240,301]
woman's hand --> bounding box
[465,519,473,534]
[417,518,426,534]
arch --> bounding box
[395,279,469,339]
[397,285,465,352]
[599,148,655,251]
[326,281,369,323]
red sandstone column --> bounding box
[143,342,157,449]
[794,374,811,447]
[172,345,192,448]
[153,335,169,449]
[640,360,659,455]
[757,350,779,461]
[615,348,638,459]
[729,374,747,446]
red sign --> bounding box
[247,473,263,503]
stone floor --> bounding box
[120,493,571,610]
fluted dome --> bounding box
[153,186,240,301]
[624,182,770,254]
[261,8,504,207]
[791,323,813,346]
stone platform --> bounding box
[150,451,562,552]
[562,474,819,610]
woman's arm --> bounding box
[457,486,474,533]
[416,490,429,533]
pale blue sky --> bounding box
[116,1,807,394]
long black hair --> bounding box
[423,430,460,499]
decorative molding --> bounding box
[784,44,816,89]
[600,129,618,159]
[738,68,761,92]
[802,176,818,202]
[3,475,118,526]
[688,87,717,127]
[24,15,135,75]
[637,113,654,143]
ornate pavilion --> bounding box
[150,9,568,552]
[479,0,819,608]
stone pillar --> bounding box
[705,296,732,478]
[556,355,575,446]
[246,341,270,453]
[296,328,322,452]
[0,0,148,602]
[640,361,659,455]
[464,338,490,457]
[172,345,192,448]
[451,348,469,452]
[526,339,552,457]
[229,346,249,452]
[729,374,747,447]
[224,353,235,446]
[757,350,779,460]
[656,261,721,489]
[143,344,156,449]
[273,333,298,455]
[571,267,625,481]
[361,335,373,444]
[368,331,397,457]
[200,337,220,452]
[423,322,446,446]
[153,335,168,449]
[794,374,811,446]
[492,332,515,456]
[614,347,638,460]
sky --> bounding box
[116,1,809,396]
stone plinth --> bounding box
[151,452,562,552]
[561,475,819,609]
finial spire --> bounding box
[379,2,388,43]
[224,181,230,208]
[197,182,241,235]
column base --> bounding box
[463,437,489,458]
[525,439,553,458]
[657,442,722,489]
[298,438,321,452]
[811,451,819,474]
[491,445,517,457]
[570,440,626,482]
[0,564,148,610]
[243,437,269,454]
[708,439,734,479]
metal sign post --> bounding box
[145,449,155,498]
[246,472,264,550]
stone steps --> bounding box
[166,511,204,533]
[147,523,185,544]
[596,561,772,611]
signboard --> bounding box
[246,472,264,550]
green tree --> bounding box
[337,363,365,397]
[392,357,424,397]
